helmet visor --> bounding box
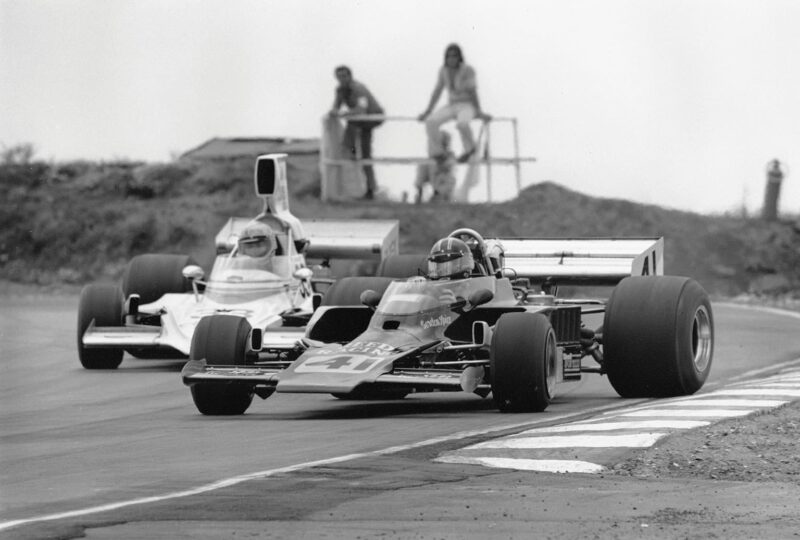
[239,235,274,258]
[428,257,470,280]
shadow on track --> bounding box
[227,393,500,421]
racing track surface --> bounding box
[2,296,800,537]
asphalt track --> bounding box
[2,296,800,538]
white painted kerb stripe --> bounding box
[521,420,709,433]
[621,409,754,418]
[649,399,787,408]
[435,455,605,474]
[469,432,666,450]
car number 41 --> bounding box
[297,355,383,373]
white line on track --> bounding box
[714,302,800,320]
[709,388,800,397]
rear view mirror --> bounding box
[182,265,205,281]
[360,289,382,309]
[468,288,493,308]
[254,153,288,197]
[293,267,313,281]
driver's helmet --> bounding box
[237,222,276,258]
[427,237,474,280]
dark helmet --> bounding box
[427,237,474,280]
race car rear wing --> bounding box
[302,219,399,261]
[214,217,398,262]
[495,237,664,286]
[214,153,399,261]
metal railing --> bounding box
[320,114,536,202]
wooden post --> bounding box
[762,159,784,222]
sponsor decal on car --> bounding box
[420,314,452,329]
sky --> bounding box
[2,0,800,214]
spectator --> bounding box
[329,65,385,200]
[414,130,456,203]
[418,43,490,163]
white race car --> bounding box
[77,153,398,370]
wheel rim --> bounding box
[691,305,713,373]
[545,329,557,398]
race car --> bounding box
[182,228,714,415]
[77,153,398,370]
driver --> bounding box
[237,222,277,259]
[427,237,474,280]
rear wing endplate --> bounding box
[496,237,664,285]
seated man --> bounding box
[237,222,277,260]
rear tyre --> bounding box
[121,253,196,305]
[490,312,557,412]
[321,276,395,306]
[77,284,125,369]
[189,315,255,415]
[603,276,714,398]
[376,254,429,278]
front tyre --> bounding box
[603,276,714,398]
[77,284,124,369]
[320,276,395,306]
[375,254,429,278]
[188,315,254,415]
[491,312,557,412]
[121,253,196,305]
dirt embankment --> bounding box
[2,158,800,298]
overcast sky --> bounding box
[2,0,800,213]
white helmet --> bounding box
[238,222,276,258]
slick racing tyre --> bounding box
[490,312,557,412]
[376,254,429,278]
[189,315,254,415]
[121,253,196,305]
[77,284,125,369]
[603,276,714,398]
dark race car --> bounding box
[182,228,713,415]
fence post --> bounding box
[762,159,785,222]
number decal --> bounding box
[308,356,355,370]
[295,354,385,373]
[641,249,658,276]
